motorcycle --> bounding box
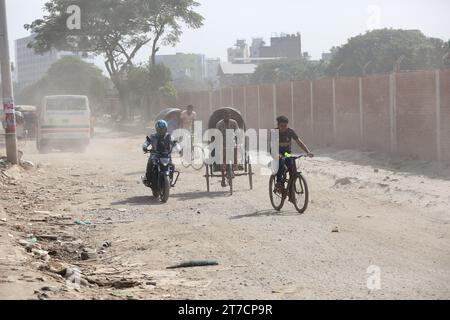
[143,146,180,203]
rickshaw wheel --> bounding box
[205,165,211,193]
[248,160,253,190]
[226,163,234,195]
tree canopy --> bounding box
[251,58,326,84]
[25,0,203,116]
[326,29,450,77]
[17,56,108,110]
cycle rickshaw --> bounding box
[155,108,182,132]
[203,107,254,195]
[156,108,204,170]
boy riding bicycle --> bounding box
[273,116,314,192]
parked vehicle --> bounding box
[36,95,91,153]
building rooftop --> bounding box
[219,62,257,75]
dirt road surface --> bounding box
[1,125,449,300]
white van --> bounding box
[37,95,91,153]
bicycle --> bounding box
[269,153,311,214]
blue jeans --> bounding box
[277,157,295,183]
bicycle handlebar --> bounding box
[282,153,313,160]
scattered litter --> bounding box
[332,226,340,233]
[36,235,58,241]
[34,211,52,215]
[32,249,50,260]
[40,286,55,292]
[81,248,97,261]
[87,277,141,289]
[21,160,35,170]
[231,265,248,268]
[75,220,92,226]
[18,237,39,250]
[0,159,8,168]
[102,241,112,248]
[36,292,49,300]
[167,260,219,269]
[374,169,379,173]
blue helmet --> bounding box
[155,120,168,135]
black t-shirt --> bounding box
[278,128,298,154]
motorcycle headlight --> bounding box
[160,158,171,166]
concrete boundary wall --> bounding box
[174,68,450,163]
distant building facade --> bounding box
[227,40,249,62]
[251,33,302,59]
[229,32,303,64]
[15,34,94,91]
[321,47,338,63]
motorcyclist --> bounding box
[142,120,178,186]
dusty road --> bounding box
[1,125,449,300]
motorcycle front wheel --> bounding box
[159,174,170,203]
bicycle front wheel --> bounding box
[291,173,309,214]
[269,175,286,211]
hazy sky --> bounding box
[6,0,450,67]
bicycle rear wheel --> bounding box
[226,163,234,195]
[269,175,286,211]
[291,173,309,214]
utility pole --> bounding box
[335,64,344,78]
[362,61,372,77]
[393,55,405,73]
[0,0,18,164]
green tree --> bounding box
[138,0,204,65]
[251,59,325,84]
[326,29,450,77]
[125,63,177,119]
[17,56,108,113]
[25,0,203,118]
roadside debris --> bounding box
[34,210,52,215]
[20,160,35,171]
[80,248,97,261]
[333,177,353,187]
[32,249,50,260]
[86,277,141,289]
[75,220,92,226]
[167,260,219,269]
[18,237,39,251]
[42,260,67,275]
[332,226,340,233]
[36,235,58,241]
[102,241,112,248]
